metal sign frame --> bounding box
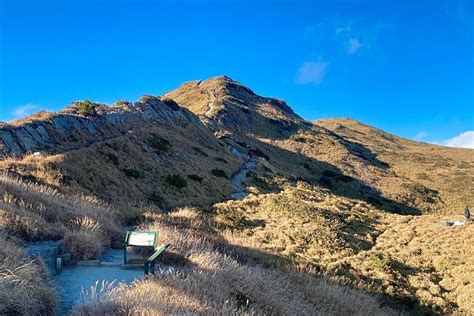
[124,231,159,265]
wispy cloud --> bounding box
[431,131,474,149]
[11,104,42,119]
[347,38,362,54]
[295,60,328,85]
[337,21,384,55]
[414,131,429,140]
[305,19,384,56]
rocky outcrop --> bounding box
[0,96,205,158]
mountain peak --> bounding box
[164,76,303,137]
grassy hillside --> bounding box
[316,118,474,213]
[166,76,473,215]
[213,183,473,313]
[73,208,395,315]
[0,111,242,214]
[1,76,473,314]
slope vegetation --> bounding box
[0,173,123,314]
[0,76,473,314]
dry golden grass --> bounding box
[315,118,474,214]
[166,76,473,217]
[2,76,473,315]
[335,214,474,314]
[0,235,58,315]
[0,123,242,213]
[208,184,474,314]
[74,209,395,315]
[0,173,125,314]
[0,174,123,256]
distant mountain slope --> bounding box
[1,76,473,314]
[1,76,471,215]
[315,118,474,214]
[165,76,473,215]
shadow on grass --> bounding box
[232,134,424,215]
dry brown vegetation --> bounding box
[0,124,242,213]
[73,208,395,316]
[212,185,474,314]
[0,173,124,313]
[168,77,473,216]
[0,235,58,315]
[1,76,473,315]
[315,118,474,213]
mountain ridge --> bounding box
[0,76,472,214]
[1,76,473,314]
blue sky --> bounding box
[0,0,473,147]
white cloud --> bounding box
[414,131,429,140]
[347,38,362,54]
[295,61,328,85]
[439,131,474,148]
[12,103,41,119]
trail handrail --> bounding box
[144,242,172,275]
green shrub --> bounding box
[192,147,209,157]
[322,170,339,177]
[187,174,203,182]
[211,169,228,178]
[123,168,143,178]
[106,153,119,166]
[148,135,171,153]
[77,100,97,116]
[165,174,188,188]
[148,192,164,206]
[321,170,355,183]
[253,148,270,161]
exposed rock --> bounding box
[0,96,205,158]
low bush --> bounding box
[148,135,171,153]
[77,100,97,116]
[106,153,119,166]
[253,148,270,161]
[192,147,209,157]
[161,98,180,111]
[214,157,228,163]
[187,174,203,182]
[211,169,228,178]
[367,196,382,206]
[62,229,105,260]
[122,168,143,178]
[322,170,340,177]
[165,174,188,188]
[147,192,164,206]
[321,170,356,183]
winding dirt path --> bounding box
[227,144,257,199]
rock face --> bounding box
[0,96,204,158]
